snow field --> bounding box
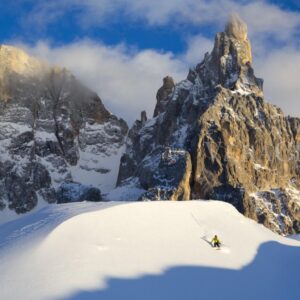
[0,200,299,300]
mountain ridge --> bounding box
[117,15,300,235]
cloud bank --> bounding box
[22,41,187,124]
[255,48,300,118]
[20,36,300,125]
[13,0,300,124]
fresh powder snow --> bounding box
[0,200,299,300]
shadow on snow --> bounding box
[64,241,300,300]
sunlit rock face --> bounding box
[0,45,47,101]
[117,15,300,235]
[225,13,252,65]
[0,45,47,75]
[0,45,128,213]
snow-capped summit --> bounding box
[116,15,300,235]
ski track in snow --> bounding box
[0,202,119,251]
[0,201,299,300]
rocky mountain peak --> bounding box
[117,17,300,235]
[188,14,261,98]
[222,14,252,66]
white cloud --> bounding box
[19,33,300,126]
[255,48,300,118]
[183,35,213,67]
[15,0,300,124]
[238,1,300,40]
[21,40,187,125]
[23,0,300,44]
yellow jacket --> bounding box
[211,236,221,244]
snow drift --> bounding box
[0,201,299,300]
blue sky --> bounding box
[2,0,299,52]
[1,1,217,53]
[1,0,300,123]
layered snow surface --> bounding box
[0,200,299,300]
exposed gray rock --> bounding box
[153,76,175,117]
[38,188,57,204]
[4,162,50,214]
[57,183,102,203]
[137,147,192,200]
[141,111,147,124]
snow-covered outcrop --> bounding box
[0,45,128,214]
[117,16,300,234]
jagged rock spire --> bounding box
[224,13,252,65]
[188,13,261,95]
[153,76,175,117]
[141,110,147,124]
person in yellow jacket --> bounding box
[211,235,221,248]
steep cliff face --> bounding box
[0,45,128,214]
[117,15,300,235]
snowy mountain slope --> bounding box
[0,201,299,300]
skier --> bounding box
[211,235,221,248]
